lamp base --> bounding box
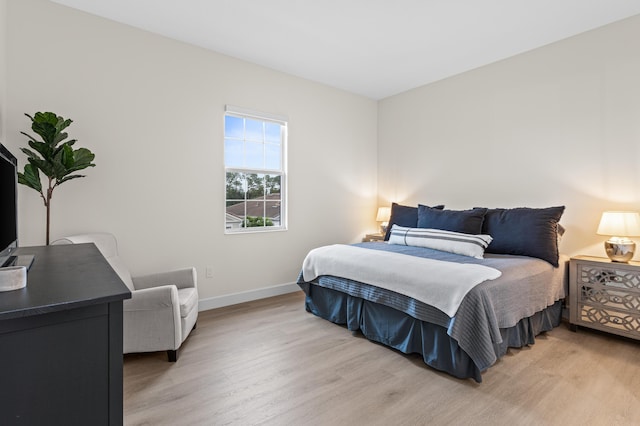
[604,239,636,263]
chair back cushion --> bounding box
[52,233,135,291]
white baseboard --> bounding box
[198,281,301,311]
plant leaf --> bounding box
[27,140,52,159]
[56,174,85,186]
[17,163,42,192]
[28,157,55,177]
[20,147,42,160]
[20,131,39,144]
[59,143,75,170]
[72,147,96,168]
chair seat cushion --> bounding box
[178,287,198,318]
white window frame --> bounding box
[224,105,288,234]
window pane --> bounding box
[225,115,244,139]
[265,174,281,195]
[265,122,281,144]
[265,143,281,170]
[244,141,264,168]
[243,201,266,228]
[267,200,281,227]
[224,139,243,167]
[226,171,246,200]
[245,119,263,141]
[226,171,247,230]
[245,173,265,199]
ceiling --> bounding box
[51,0,640,100]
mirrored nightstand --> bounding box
[363,233,385,242]
[569,255,640,340]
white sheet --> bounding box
[302,244,502,317]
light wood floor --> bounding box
[124,291,640,425]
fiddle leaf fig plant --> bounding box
[17,112,96,245]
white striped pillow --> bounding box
[388,225,493,259]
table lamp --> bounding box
[596,211,640,262]
[376,207,391,235]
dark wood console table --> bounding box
[0,243,131,425]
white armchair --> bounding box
[52,233,198,362]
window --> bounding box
[224,106,287,233]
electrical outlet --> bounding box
[205,266,213,278]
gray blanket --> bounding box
[297,242,568,371]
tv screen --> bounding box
[0,143,18,267]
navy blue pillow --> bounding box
[384,202,444,241]
[417,205,487,234]
[480,206,565,267]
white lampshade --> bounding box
[596,211,640,237]
[376,207,391,223]
[597,211,640,262]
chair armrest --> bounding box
[132,267,197,291]
[122,285,182,353]
[123,285,179,311]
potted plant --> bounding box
[17,112,96,245]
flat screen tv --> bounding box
[0,143,18,267]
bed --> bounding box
[297,204,568,382]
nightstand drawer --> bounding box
[577,304,640,334]
[575,262,640,290]
[578,283,640,312]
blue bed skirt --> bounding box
[304,284,562,382]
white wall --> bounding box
[4,0,378,304]
[378,15,640,259]
[8,1,638,308]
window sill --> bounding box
[225,227,288,235]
